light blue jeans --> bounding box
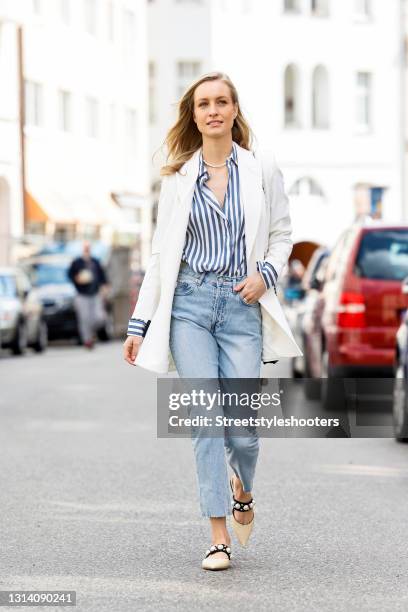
[169,260,262,517]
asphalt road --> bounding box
[0,341,408,611]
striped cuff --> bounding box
[256,261,278,295]
[127,318,150,337]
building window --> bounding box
[284,64,301,128]
[125,109,138,155]
[177,61,201,98]
[85,97,99,138]
[32,0,42,14]
[284,0,301,13]
[84,0,97,35]
[312,65,329,128]
[107,1,114,41]
[60,0,70,23]
[354,0,371,19]
[123,9,136,56]
[58,90,72,132]
[289,177,325,198]
[311,0,329,17]
[24,81,43,127]
[356,72,372,130]
[354,183,385,219]
[149,61,156,124]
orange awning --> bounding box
[25,191,48,223]
[25,189,124,226]
[25,189,75,224]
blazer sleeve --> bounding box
[128,174,176,326]
[261,155,293,282]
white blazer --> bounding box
[131,143,303,374]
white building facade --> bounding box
[0,0,151,267]
[0,15,23,266]
[147,0,212,180]
[148,0,404,254]
[211,0,404,249]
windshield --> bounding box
[354,230,408,281]
[30,264,70,286]
[0,275,17,297]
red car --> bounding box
[302,222,408,407]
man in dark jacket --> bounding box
[68,241,109,348]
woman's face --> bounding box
[193,80,238,139]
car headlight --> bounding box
[0,308,17,322]
[59,296,73,307]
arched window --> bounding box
[289,177,325,198]
[312,65,329,128]
[284,64,301,128]
[288,178,329,244]
[284,0,301,13]
[354,0,371,19]
[311,0,329,17]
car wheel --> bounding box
[302,335,321,399]
[320,350,350,437]
[291,356,303,379]
[303,351,321,399]
[321,349,338,410]
[304,378,322,400]
[32,319,48,353]
[392,363,408,443]
[11,320,28,355]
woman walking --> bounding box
[123,72,302,570]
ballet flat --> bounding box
[230,476,255,547]
[202,543,231,570]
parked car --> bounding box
[285,247,330,378]
[21,255,114,342]
[0,267,48,355]
[302,222,408,410]
[392,275,408,442]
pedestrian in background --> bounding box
[68,240,109,349]
[283,258,306,303]
[123,72,301,570]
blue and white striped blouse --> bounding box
[127,143,278,338]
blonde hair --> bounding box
[159,71,254,176]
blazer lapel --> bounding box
[159,149,200,278]
[235,144,263,264]
[176,148,201,210]
[172,144,262,268]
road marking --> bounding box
[317,464,408,477]
[20,419,152,433]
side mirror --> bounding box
[402,276,408,295]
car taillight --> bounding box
[337,292,366,328]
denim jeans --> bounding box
[169,260,262,517]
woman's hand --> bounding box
[233,273,266,304]
[123,335,144,366]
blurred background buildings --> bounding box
[148,0,407,265]
[0,0,150,268]
[0,0,407,271]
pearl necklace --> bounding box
[202,158,227,168]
